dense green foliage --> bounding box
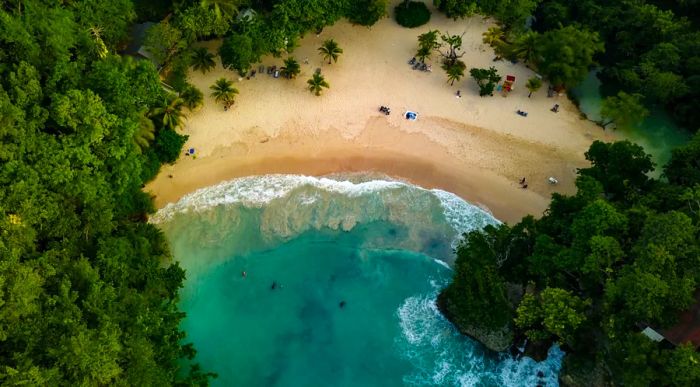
[600,92,649,130]
[434,0,541,28]
[440,136,700,384]
[0,1,203,385]
[434,0,699,131]
[470,67,501,96]
[394,1,432,28]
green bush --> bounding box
[345,0,388,26]
[394,1,431,28]
[155,129,189,164]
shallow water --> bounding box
[154,174,563,386]
[571,70,689,171]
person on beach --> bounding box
[456,90,461,98]
[519,177,526,185]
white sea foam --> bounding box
[151,174,498,242]
[397,292,563,386]
[430,189,500,234]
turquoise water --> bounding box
[571,70,690,170]
[154,174,564,386]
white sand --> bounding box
[146,4,613,223]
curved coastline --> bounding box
[145,13,613,223]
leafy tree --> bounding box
[307,72,330,96]
[442,59,466,85]
[209,77,239,108]
[470,67,501,96]
[0,2,205,383]
[345,0,387,26]
[515,287,590,345]
[155,129,189,163]
[525,76,542,97]
[174,4,231,41]
[438,225,513,330]
[664,132,700,187]
[180,84,204,111]
[143,21,186,66]
[438,31,465,66]
[579,140,654,201]
[190,47,216,73]
[219,33,256,76]
[394,1,432,28]
[318,39,343,64]
[151,95,187,130]
[200,0,239,21]
[665,344,700,386]
[600,91,649,130]
[433,0,477,19]
[535,25,603,88]
[280,57,301,79]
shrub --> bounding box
[219,33,256,76]
[346,0,388,26]
[394,1,431,28]
[154,129,189,164]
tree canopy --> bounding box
[0,1,203,385]
[439,137,700,385]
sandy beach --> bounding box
[146,4,612,223]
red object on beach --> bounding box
[502,75,516,93]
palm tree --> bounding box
[180,85,204,110]
[191,47,216,73]
[200,0,238,21]
[88,26,108,59]
[134,112,155,152]
[307,73,329,96]
[482,26,505,48]
[416,45,432,64]
[442,60,466,86]
[511,31,539,65]
[151,95,187,130]
[210,77,239,108]
[525,77,543,98]
[318,39,343,64]
[280,57,301,79]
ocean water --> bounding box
[153,174,564,386]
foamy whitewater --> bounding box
[153,174,563,386]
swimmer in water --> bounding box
[339,301,346,308]
[241,271,247,278]
[271,281,277,290]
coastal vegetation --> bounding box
[210,78,239,109]
[0,0,203,384]
[439,137,700,385]
[469,67,501,96]
[281,57,301,79]
[318,39,344,65]
[307,73,330,96]
[395,1,432,28]
[525,77,542,98]
[450,0,700,132]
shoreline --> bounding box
[146,11,613,223]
